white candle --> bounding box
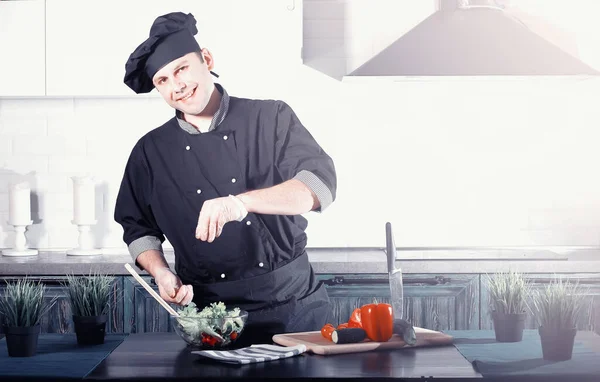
[8,182,31,225]
[72,176,96,223]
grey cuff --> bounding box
[128,236,164,271]
[293,170,334,212]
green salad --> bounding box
[175,302,245,347]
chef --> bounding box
[115,12,337,345]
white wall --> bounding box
[2,0,600,251]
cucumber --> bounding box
[332,328,367,344]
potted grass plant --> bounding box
[64,272,115,346]
[485,270,530,342]
[0,278,56,357]
[532,277,586,361]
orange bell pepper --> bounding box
[359,302,393,342]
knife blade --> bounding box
[385,222,403,321]
[385,222,417,345]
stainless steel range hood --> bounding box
[348,1,600,77]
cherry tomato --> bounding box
[230,332,238,340]
[321,323,335,341]
[201,333,219,346]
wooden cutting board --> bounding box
[272,327,453,355]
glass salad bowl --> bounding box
[170,302,248,349]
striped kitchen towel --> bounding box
[191,344,307,364]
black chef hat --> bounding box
[124,12,218,94]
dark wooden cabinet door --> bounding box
[123,276,178,333]
[1,272,597,335]
[480,273,600,334]
[0,276,123,334]
[124,274,479,332]
[319,273,479,331]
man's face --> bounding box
[152,50,215,115]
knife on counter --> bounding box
[385,222,417,345]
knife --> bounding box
[385,222,417,345]
[385,222,403,320]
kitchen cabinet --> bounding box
[0,276,124,334]
[2,273,597,336]
[45,0,302,96]
[319,273,479,330]
[480,273,600,334]
[0,0,46,96]
[122,274,478,334]
[123,275,176,333]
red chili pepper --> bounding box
[337,322,348,330]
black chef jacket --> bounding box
[115,93,337,342]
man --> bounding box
[115,12,337,346]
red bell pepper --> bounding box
[346,302,394,342]
[348,308,362,328]
[360,302,393,342]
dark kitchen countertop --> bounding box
[1,247,600,275]
[84,330,600,382]
[3,331,599,382]
[84,331,482,381]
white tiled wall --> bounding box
[1,0,600,251]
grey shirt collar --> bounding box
[175,83,230,134]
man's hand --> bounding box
[154,267,194,306]
[196,195,247,242]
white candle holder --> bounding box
[2,221,38,257]
[67,220,102,256]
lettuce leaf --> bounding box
[175,302,244,346]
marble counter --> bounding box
[1,247,600,275]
